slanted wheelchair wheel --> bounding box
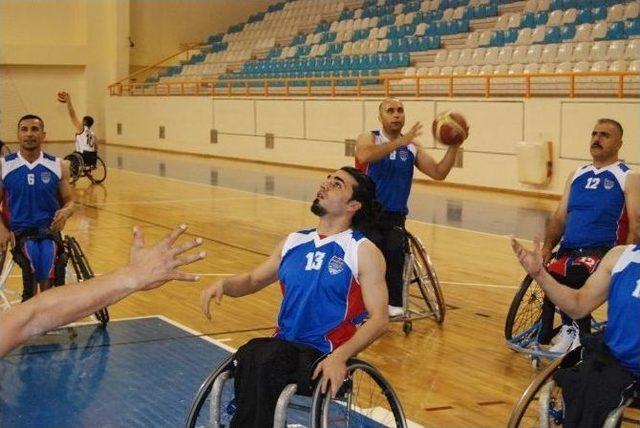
[64,153,84,184]
[311,359,408,428]
[185,354,236,428]
[406,232,445,324]
[87,156,107,184]
[507,356,564,428]
[504,275,543,341]
[64,236,109,327]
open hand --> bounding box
[511,237,544,279]
[127,224,205,291]
[403,122,423,146]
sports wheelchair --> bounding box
[395,230,445,334]
[185,354,407,427]
[64,151,107,184]
[0,234,109,327]
[504,273,605,368]
[507,349,639,427]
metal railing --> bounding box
[108,70,640,98]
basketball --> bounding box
[57,91,67,103]
[432,111,469,146]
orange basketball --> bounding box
[432,111,469,146]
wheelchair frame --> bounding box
[185,355,407,428]
[0,235,109,327]
[507,352,639,427]
[504,274,606,368]
[64,152,107,184]
[395,230,445,334]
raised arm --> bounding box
[50,160,75,232]
[59,92,82,133]
[511,238,620,319]
[313,240,389,397]
[541,171,573,261]
[414,143,461,181]
[200,239,284,319]
[625,172,640,244]
[0,225,205,357]
[354,122,423,165]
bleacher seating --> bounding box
[141,0,640,96]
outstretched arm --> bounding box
[354,123,423,165]
[0,225,205,357]
[313,240,389,397]
[200,239,284,319]
[511,237,618,319]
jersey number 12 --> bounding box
[585,177,600,189]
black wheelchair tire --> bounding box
[504,275,543,341]
[87,156,107,184]
[64,153,84,184]
[64,236,109,327]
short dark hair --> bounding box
[83,116,94,128]
[597,118,623,138]
[18,114,44,129]
[340,166,381,231]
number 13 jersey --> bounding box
[276,228,368,354]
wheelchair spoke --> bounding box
[317,362,406,427]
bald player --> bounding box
[355,98,467,316]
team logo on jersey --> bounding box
[604,178,614,190]
[327,256,345,275]
[399,150,408,162]
[40,171,51,184]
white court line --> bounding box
[156,315,237,352]
[114,169,533,241]
[89,195,267,206]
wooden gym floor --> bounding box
[4,143,622,426]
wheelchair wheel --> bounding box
[406,232,445,324]
[311,359,407,428]
[504,275,543,341]
[87,156,107,184]
[185,355,236,428]
[507,356,564,428]
[64,152,84,184]
[64,236,109,327]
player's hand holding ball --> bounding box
[57,91,69,103]
[432,111,469,146]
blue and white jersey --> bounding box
[276,228,368,354]
[561,162,630,250]
[605,245,640,375]
[0,152,61,232]
[356,130,416,215]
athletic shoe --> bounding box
[388,305,404,317]
[548,325,577,354]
